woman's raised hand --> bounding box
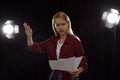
[23,22,33,38]
[23,22,33,46]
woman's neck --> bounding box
[58,34,67,44]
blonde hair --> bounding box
[52,11,74,37]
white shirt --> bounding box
[56,41,63,59]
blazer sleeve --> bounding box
[73,38,88,73]
[26,39,50,53]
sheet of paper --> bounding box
[49,56,83,71]
[74,57,83,70]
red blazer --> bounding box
[27,35,87,79]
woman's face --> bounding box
[54,18,69,37]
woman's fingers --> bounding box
[23,22,32,37]
[23,23,29,29]
[69,69,81,77]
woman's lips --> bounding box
[59,30,64,33]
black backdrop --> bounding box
[0,0,120,80]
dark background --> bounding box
[0,0,120,80]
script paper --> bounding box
[49,56,83,71]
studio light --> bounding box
[2,20,19,39]
[102,8,120,28]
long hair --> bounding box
[52,11,80,41]
[52,11,74,37]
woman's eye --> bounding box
[55,23,66,27]
[56,24,60,26]
[62,23,66,26]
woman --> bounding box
[23,11,87,80]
